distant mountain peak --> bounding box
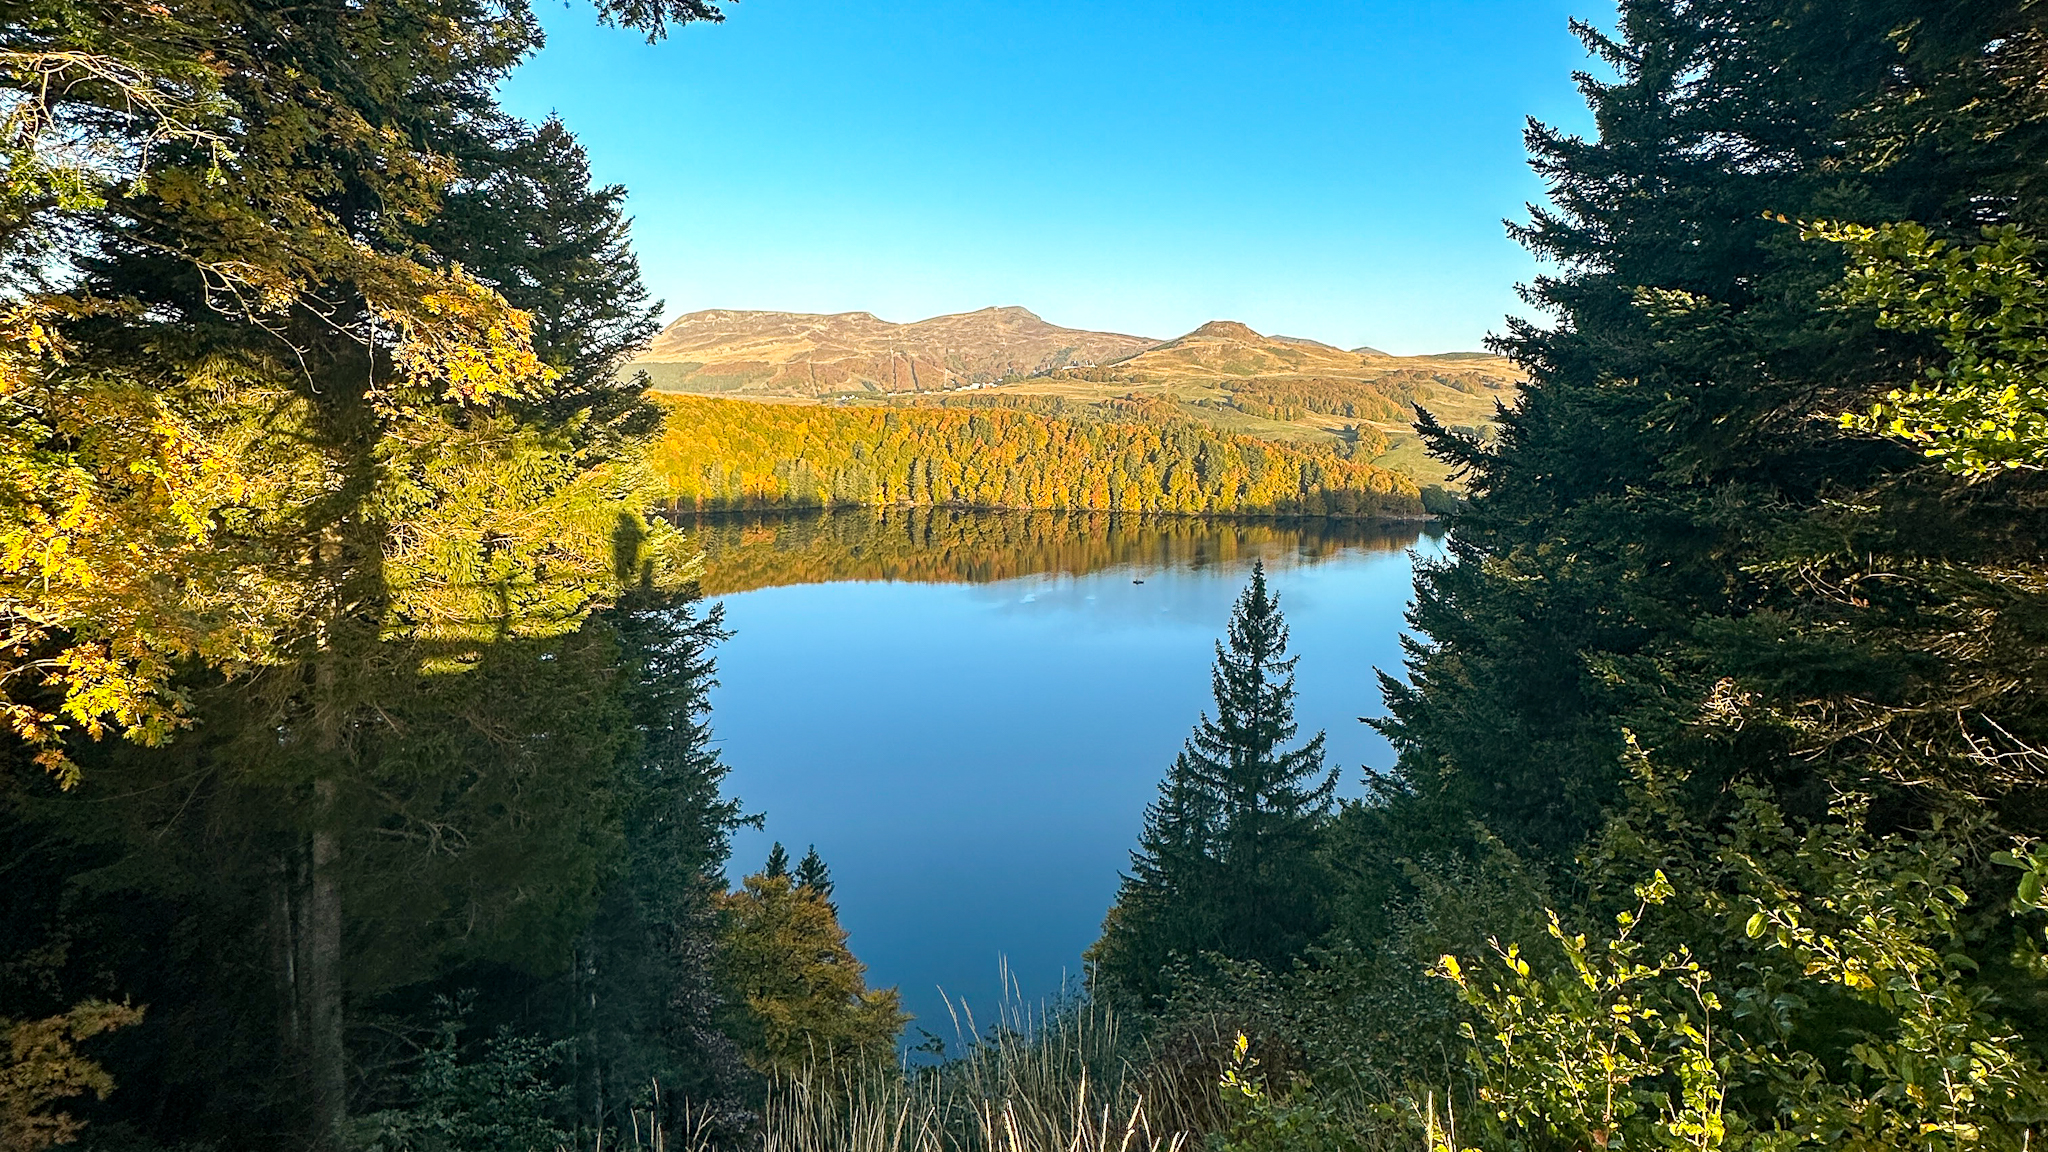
[1189,320,1264,341]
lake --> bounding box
[690,509,1441,1046]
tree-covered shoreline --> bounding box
[648,394,1428,519]
[11,0,2048,1150]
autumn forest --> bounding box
[10,2,2048,1152]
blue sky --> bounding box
[499,0,1609,355]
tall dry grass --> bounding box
[597,982,1449,1152]
[755,991,1192,1152]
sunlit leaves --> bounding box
[1816,220,2048,477]
[716,871,906,1078]
[1434,872,1727,1152]
[367,260,556,406]
[0,0,690,781]
[1,311,333,780]
[651,394,1422,518]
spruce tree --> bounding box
[1093,562,1337,1005]
[1318,6,2048,1091]
[1367,0,2048,873]
[558,590,752,1138]
[763,842,790,879]
[794,845,835,903]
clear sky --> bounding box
[498,0,1610,355]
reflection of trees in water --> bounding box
[677,508,1433,595]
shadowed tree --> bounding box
[1093,562,1337,1006]
[0,0,724,1142]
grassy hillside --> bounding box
[629,313,1522,490]
[980,321,1520,485]
[635,318,1519,488]
[650,394,1425,519]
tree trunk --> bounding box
[305,778,346,1148]
[300,522,350,1149]
[270,856,302,1069]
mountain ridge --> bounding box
[627,307,1500,398]
[633,305,1162,396]
[626,308,1521,486]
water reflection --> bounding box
[683,508,1433,595]
[696,510,1438,1041]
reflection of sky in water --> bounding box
[708,530,1444,1043]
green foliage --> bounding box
[0,0,701,781]
[1375,0,2048,870]
[0,0,739,1136]
[556,589,754,1138]
[1105,9,2048,1152]
[0,588,754,1149]
[1821,220,2048,476]
[1435,764,2048,1152]
[795,846,835,903]
[1435,874,1728,1152]
[1995,839,2048,965]
[1417,486,1460,518]
[1093,564,1337,1006]
[1211,1034,1361,1152]
[717,870,907,1079]
[347,1001,572,1152]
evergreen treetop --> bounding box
[1092,562,1336,1005]
[795,845,835,902]
[1374,0,2048,868]
[1184,562,1336,830]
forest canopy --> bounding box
[650,394,1425,518]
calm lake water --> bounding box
[691,510,1440,1045]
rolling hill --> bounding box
[628,309,1524,487]
[629,306,1159,395]
[1011,318,1522,483]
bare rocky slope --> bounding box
[629,306,1160,396]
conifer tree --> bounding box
[1093,562,1336,1005]
[762,842,790,879]
[560,589,752,1138]
[794,845,835,903]
[1369,0,2048,872]
[0,0,715,785]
